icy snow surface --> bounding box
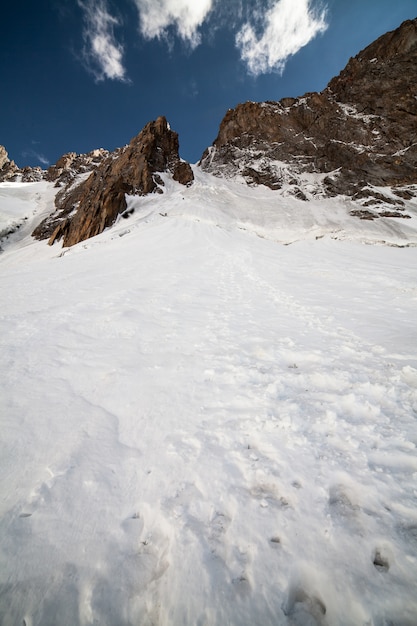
[1,170,417,625]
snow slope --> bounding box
[1,170,417,625]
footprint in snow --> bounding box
[269,536,282,550]
[373,548,390,572]
[328,483,363,532]
[282,582,327,626]
[231,573,252,595]
[397,523,417,548]
[250,482,290,509]
[209,511,231,544]
[328,484,359,512]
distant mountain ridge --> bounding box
[0,17,416,247]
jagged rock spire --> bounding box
[33,116,193,247]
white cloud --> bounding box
[35,153,50,167]
[236,0,328,76]
[78,0,128,82]
[22,149,50,167]
[132,0,214,48]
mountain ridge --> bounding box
[200,18,417,207]
[1,17,416,247]
[32,117,194,247]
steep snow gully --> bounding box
[1,171,417,625]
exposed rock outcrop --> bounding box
[33,116,193,247]
[200,18,417,210]
[21,167,44,182]
[44,148,110,187]
[0,146,47,182]
[0,146,19,182]
[0,145,9,170]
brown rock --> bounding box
[44,149,110,188]
[45,152,78,182]
[0,145,49,182]
[172,160,194,186]
[0,145,9,170]
[200,18,417,202]
[0,145,19,182]
[21,167,43,182]
[33,116,193,247]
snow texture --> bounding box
[1,170,417,625]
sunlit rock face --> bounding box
[200,19,417,208]
[0,145,19,182]
[33,116,193,247]
[0,146,44,183]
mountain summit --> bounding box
[32,116,193,247]
[200,18,417,213]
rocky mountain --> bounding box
[2,19,416,247]
[32,116,193,247]
[0,144,107,186]
[200,18,417,218]
[0,146,14,177]
[0,146,44,183]
[44,148,110,186]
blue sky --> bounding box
[1,0,415,167]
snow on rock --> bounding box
[0,181,56,250]
[201,19,417,206]
[1,172,417,625]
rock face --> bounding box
[44,149,109,186]
[200,18,417,209]
[0,146,19,182]
[0,145,9,170]
[0,146,46,182]
[33,116,193,247]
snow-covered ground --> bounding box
[1,170,417,625]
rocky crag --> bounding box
[0,146,44,183]
[0,144,112,187]
[32,116,193,247]
[44,149,110,186]
[200,18,417,217]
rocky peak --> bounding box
[47,152,78,179]
[0,146,62,183]
[327,19,417,121]
[351,17,416,63]
[0,145,9,170]
[200,18,417,214]
[44,148,110,187]
[0,145,19,182]
[33,116,194,247]
[21,167,44,183]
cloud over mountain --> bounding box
[235,0,328,75]
[76,0,328,79]
[22,149,50,167]
[78,0,128,82]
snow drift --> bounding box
[1,170,417,625]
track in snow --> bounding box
[1,179,417,625]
